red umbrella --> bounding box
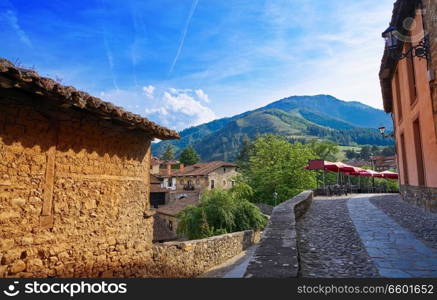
[336,162,361,173]
[381,170,399,180]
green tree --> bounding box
[309,140,339,161]
[360,146,372,160]
[371,145,380,156]
[381,146,396,156]
[245,134,317,205]
[179,146,200,165]
[345,149,357,160]
[161,144,175,161]
[177,185,267,240]
[236,136,252,170]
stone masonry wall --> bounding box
[147,230,261,278]
[400,184,437,213]
[244,191,313,278]
[0,95,154,277]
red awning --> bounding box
[381,170,399,180]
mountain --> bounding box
[153,95,393,162]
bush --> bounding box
[177,184,268,240]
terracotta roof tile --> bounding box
[0,58,180,140]
[156,193,200,217]
[379,0,421,113]
[160,161,238,177]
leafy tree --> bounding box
[371,145,380,156]
[381,146,396,156]
[345,149,357,160]
[236,136,252,170]
[245,134,317,205]
[359,146,372,160]
[177,185,268,240]
[179,146,200,165]
[161,144,175,161]
[309,140,339,161]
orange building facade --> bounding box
[380,0,437,211]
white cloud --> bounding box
[143,85,155,98]
[99,86,216,131]
[3,10,32,48]
[195,89,210,102]
[159,90,216,126]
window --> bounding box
[405,42,417,104]
[211,180,215,189]
[394,70,403,122]
[223,167,226,173]
[400,133,409,185]
[413,118,426,186]
[168,220,173,231]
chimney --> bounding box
[167,163,172,176]
[180,163,185,172]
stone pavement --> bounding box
[348,195,437,278]
[297,196,379,278]
[199,245,257,278]
[209,194,437,278]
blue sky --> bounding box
[0,0,394,131]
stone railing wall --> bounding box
[147,230,261,278]
[244,191,313,278]
[400,185,437,213]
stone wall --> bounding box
[400,184,437,213]
[0,95,155,278]
[207,167,239,190]
[147,230,261,278]
[244,191,313,278]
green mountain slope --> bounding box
[153,95,393,162]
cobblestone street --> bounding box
[297,194,437,278]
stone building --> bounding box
[155,193,201,238]
[160,161,239,191]
[379,0,437,211]
[0,58,179,277]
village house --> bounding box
[370,155,397,171]
[379,0,437,211]
[159,161,239,191]
[0,58,179,277]
[151,161,240,239]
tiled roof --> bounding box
[0,58,180,140]
[150,174,162,184]
[379,0,421,113]
[156,193,200,217]
[160,161,238,177]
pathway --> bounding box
[348,194,437,278]
[209,193,437,278]
[199,245,257,278]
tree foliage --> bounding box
[245,134,317,205]
[309,140,339,161]
[179,146,200,165]
[236,136,252,171]
[177,184,268,240]
[161,144,175,161]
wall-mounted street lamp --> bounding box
[378,126,394,138]
[382,26,429,60]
